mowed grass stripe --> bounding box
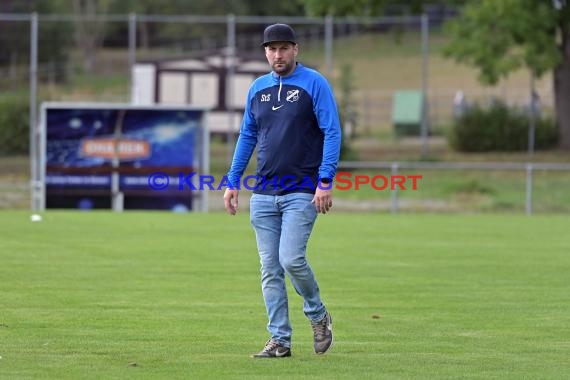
[0,211,569,379]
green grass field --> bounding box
[1,211,569,379]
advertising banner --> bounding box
[42,103,206,211]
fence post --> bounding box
[128,13,137,103]
[528,71,537,157]
[324,15,333,78]
[30,12,39,211]
[420,14,429,159]
[391,162,399,214]
[200,114,210,213]
[226,14,236,164]
[525,163,533,215]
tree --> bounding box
[0,0,72,82]
[72,0,112,72]
[337,63,358,140]
[103,0,305,52]
[444,0,570,149]
[303,0,389,17]
[302,0,466,17]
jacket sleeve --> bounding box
[312,75,342,181]
[226,88,257,188]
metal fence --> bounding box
[0,13,562,213]
[338,161,570,215]
[1,12,553,130]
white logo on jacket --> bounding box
[261,94,271,102]
[286,90,299,102]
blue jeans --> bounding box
[250,192,327,348]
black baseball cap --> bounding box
[261,23,297,47]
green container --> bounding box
[392,90,423,136]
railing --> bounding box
[338,161,570,214]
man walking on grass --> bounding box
[224,23,341,358]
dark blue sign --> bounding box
[44,105,203,211]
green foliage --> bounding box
[0,1,72,82]
[448,100,558,152]
[443,0,564,85]
[0,96,29,155]
[303,0,385,16]
[337,63,358,160]
[108,0,303,16]
[303,0,466,17]
[104,0,305,50]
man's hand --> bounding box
[312,185,333,214]
[224,189,239,215]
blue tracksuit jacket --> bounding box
[227,63,341,195]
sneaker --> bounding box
[252,339,291,358]
[311,312,333,354]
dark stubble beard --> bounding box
[272,60,295,76]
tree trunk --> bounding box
[554,62,570,149]
[555,26,570,149]
[72,0,105,73]
[141,22,150,51]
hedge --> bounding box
[449,101,558,152]
[0,95,29,155]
